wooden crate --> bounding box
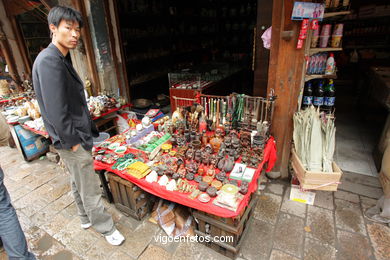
[107,173,154,220]
[291,149,343,191]
[192,195,258,259]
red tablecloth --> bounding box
[94,136,276,218]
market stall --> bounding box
[92,93,277,258]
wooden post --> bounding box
[0,25,20,83]
[267,0,306,178]
[73,0,101,95]
[253,0,273,97]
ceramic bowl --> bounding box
[108,142,120,150]
[198,193,211,203]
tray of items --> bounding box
[93,96,276,218]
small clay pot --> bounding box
[194,175,203,183]
[186,173,195,181]
[240,185,248,195]
[192,140,201,150]
[215,171,226,182]
[184,130,191,142]
[172,173,180,180]
[198,181,209,192]
[206,186,218,197]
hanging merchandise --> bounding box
[261,26,272,49]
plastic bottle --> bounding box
[325,53,335,75]
[324,79,336,111]
[302,81,314,108]
[313,81,325,107]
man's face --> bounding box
[50,20,80,50]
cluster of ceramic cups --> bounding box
[311,23,344,48]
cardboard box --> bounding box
[291,148,342,191]
[14,125,49,161]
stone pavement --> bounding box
[1,145,390,260]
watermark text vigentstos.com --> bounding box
[154,234,234,245]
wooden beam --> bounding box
[111,0,130,102]
[267,0,306,178]
[73,0,101,95]
[0,26,20,83]
[2,0,32,76]
[253,0,272,97]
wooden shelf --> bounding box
[323,11,351,18]
[344,44,390,49]
[305,74,337,82]
[309,47,343,55]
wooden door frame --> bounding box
[266,0,306,178]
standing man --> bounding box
[32,6,124,246]
[0,114,36,259]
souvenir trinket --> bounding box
[194,175,203,183]
[206,165,216,178]
[216,171,226,182]
[198,181,209,192]
[211,180,223,190]
[188,189,200,200]
[145,170,158,183]
[172,172,180,180]
[158,175,169,186]
[198,193,210,203]
[186,173,195,181]
[203,176,213,185]
[166,179,177,191]
[206,186,218,197]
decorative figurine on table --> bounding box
[206,165,216,178]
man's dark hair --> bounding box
[47,6,83,37]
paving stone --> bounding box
[273,213,304,258]
[84,238,118,260]
[306,206,336,246]
[151,229,180,254]
[240,218,274,260]
[197,243,231,260]
[335,199,367,235]
[266,182,285,195]
[172,241,202,260]
[337,230,374,260]
[64,229,99,256]
[138,244,172,260]
[339,173,383,199]
[118,220,160,258]
[334,190,360,203]
[304,238,336,260]
[360,196,378,211]
[269,250,300,260]
[253,193,282,224]
[280,187,307,218]
[8,186,32,201]
[41,213,72,237]
[367,223,390,260]
[53,217,82,246]
[341,171,382,188]
[109,250,136,260]
[313,191,334,210]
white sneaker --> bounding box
[81,222,92,229]
[105,230,125,246]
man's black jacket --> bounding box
[32,43,98,151]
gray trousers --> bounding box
[58,146,115,236]
[0,167,36,259]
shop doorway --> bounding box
[330,1,389,177]
[114,0,258,101]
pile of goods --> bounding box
[93,93,275,212]
[87,95,126,118]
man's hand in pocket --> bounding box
[72,144,80,152]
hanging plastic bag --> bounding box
[261,26,272,49]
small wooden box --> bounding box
[291,149,343,191]
[191,196,258,259]
[107,173,154,220]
